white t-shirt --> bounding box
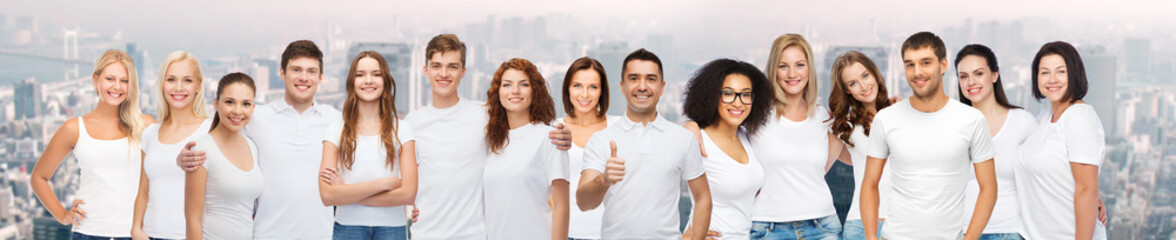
[405,99,490,239]
[322,121,415,227]
[140,119,213,239]
[866,100,995,240]
[191,134,264,240]
[751,106,837,222]
[962,108,1034,234]
[71,117,141,237]
[845,124,893,221]
[1015,104,1108,240]
[243,100,341,239]
[691,129,763,240]
[559,116,619,239]
[582,114,704,239]
[483,123,570,240]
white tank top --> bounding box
[72,117,141,237]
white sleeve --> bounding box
[582,133,607,173]
[547,140,570,182]
[323,121,344,147]
[396,121,415,143]
[1064,107,1106,166]
[140,124,156,151]
[866,114,889,159]
[681,136,704,181]
[969,113,996,163]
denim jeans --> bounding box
[978,232,1025,240]
[750,214,841,240]
[70,232,131,240]
[332,222,408,240]
[840,219,884,240]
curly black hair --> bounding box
[683,59,775,134]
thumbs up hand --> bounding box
[605,141,626,185]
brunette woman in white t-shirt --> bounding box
[557,57,618,240]
[32,49,155,240]
[317,51,418,240]
[131,51,213,240]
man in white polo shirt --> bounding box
[859,32,998,240]
[576,48,712,240]
[179,40,341,239]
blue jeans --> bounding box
[750,214,841,240]
[333,223,408,240]
[568,238,598,240]
[70,232,131,240]
[978,232,1025,240]
[840,219,884,240]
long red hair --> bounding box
[485,58,555,154]
[338,51,400,170]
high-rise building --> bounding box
[1083,47,1117,138]
[345,42,414,116]
[14,78,41,120]
[32,217,68,240]
[586,41,630,116]
[1124,38,1151,75]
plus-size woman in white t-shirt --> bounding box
[825,51,893,240]
[32,49,155,240]
[557,57,617,240]
[681,59,775,240]
[184,73,264,240]
[131,51,212,240]
[482,58,570,240]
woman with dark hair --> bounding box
[317,51,418,240]
[825,51,892,240]
[184,73,263,239]
[953,44,1034,240]
[1015,41,1108,239]
[482,58,570,240]
[557,57,617,240]
[681,58,774,240]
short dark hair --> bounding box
[280,40,323,74]
[561,57,609,118]
[955,44,1020,109]
[682,59,775,135]
[1031,41,1088,103]
[901,32,946,60]
[621,48,664,78]
[425,34,467,67]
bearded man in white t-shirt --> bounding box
[576,48,713,240]
[859,32,999,240]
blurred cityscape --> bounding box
[1,4,1174,239]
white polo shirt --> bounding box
[244,100,341,240]
[866,99,995,240]
[582,114,704,239]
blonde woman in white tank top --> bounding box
[32,49,154,239]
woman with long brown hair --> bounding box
[317,51,418,240]
[825,51,892,240]
[481,58,570,240]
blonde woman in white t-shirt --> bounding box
[131,51,212,240]
[32,49,155,240]
[317,51,418,240]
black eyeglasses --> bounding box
[720,91,754,104]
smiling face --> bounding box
[425,51,465,98]
[280,56,322,103]
[903,46,947,99]
[214,83,256,133]
[775,46,809,97]
[94,62,130,107]
[717,73,753,128]
[499,69,533,115]
[1037,54,1069,104]
[568,69,603,116]
[957,55,998,104]
[162,61,201,111]
[840,61,879,105]
[353,57,385,103]
[621,60,664,114]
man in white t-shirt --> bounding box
[860,32,998,240]
[178,40,342,239]
[404,34,573,240]
[576,48,712,240]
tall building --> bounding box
[14,78,40,120]
[32,217,68,240]
[586,41,630,116]
[1124,38,1151,75]
[1083,47,1117,138]
[344,42,414,116]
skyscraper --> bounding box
[14,78,41,120]
[1124,38,1151,75]
[1083,46,1117,138]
